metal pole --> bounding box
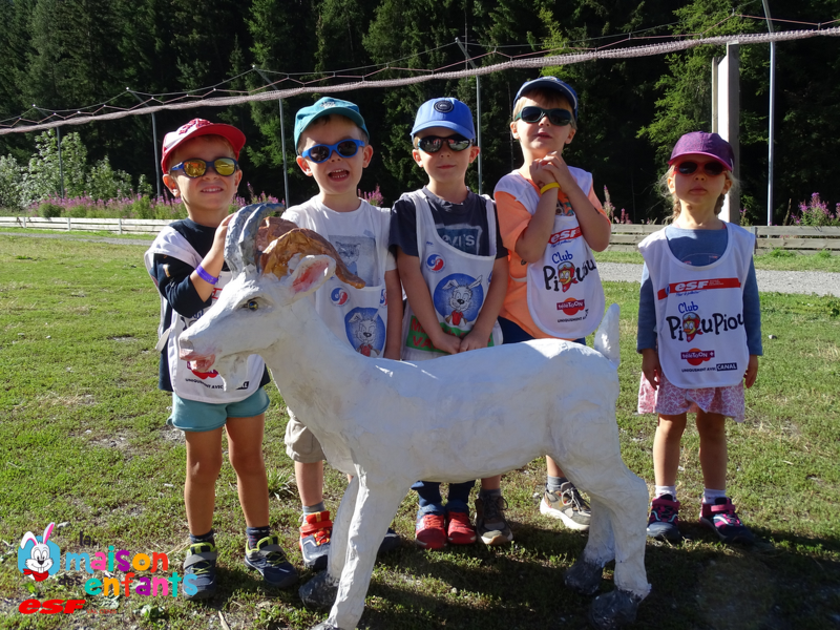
[762,0,776,226]
[454,37,482,195]
[253,66,290,207]
[33,105,64,197]
[127,89,161,198]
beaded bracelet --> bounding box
[195,264,219,285]
[540,182,561,195]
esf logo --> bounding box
[331,287,349,306]
[426,254,445,273]
[19,599,85,615]
[548,227,582,245]
[379,288,387,307]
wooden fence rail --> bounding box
[2,216,840,255]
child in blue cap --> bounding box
[390,97,512,549]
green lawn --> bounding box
[1,234,838,630]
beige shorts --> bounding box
[284,408,325,463]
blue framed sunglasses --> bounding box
[170,157,238,178]
[301,139,365,163]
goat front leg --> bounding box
[299,476,359,612]
[322,476,407,630]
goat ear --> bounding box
[287,255,335,298]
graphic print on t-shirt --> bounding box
[436,222,483,256]
[330,232,378,286]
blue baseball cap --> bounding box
[294,97,370,151]
[410,98,475,141]
[514,77,578,120]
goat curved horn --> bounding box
[226,204,283,276]
[261,228,366,289]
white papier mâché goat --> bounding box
[179,205,650,630]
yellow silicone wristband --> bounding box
[540,182,561,194]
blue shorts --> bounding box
[498,316,586,346]
[169,388,270,433]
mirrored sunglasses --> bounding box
[676,161,726,176]
[301,139,365,163]
[415,135,473,153]
[515,106,573,127]
[170,157,238,178]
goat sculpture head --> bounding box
[178,203,364,390]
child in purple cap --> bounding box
[637,131,762,545]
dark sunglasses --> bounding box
[514,106,573,127]
[676,161,726,176]
[301,139,365,163]
[415,135,473,153]
[170,157,238,178]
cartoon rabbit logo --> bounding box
[18,523,60,581]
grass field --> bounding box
[1,234,839,630]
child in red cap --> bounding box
[144,119,297,599]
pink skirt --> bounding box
[638,371,745,421]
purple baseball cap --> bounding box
[669,131,734,171]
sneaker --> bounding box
[300,511,333,571]
[244,535,298,588]
[446,511,476,545]
[475,495,513,546]
[183,542,218,600]
[378,527,401,555]
[699,497,755,545]
[415,512,446,550]
[647,494,681,542]
[540,482,591,531]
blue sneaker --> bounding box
[244,535,298,588]
[183,542,218,600]
[378,527,401,555]
[647,495,681,542]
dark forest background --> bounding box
[1,0,838,223]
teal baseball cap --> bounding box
[410,98,475,140]
[294,97,370,151]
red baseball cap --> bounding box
[161,119,246,172]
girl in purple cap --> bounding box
[636,131,762,545]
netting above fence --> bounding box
[2,25,838,136]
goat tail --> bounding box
[593,303,620,369]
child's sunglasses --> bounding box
[170,157,238,178]
[301,139,365,163]
[514,106,573,127]
[414,136,473,153]
[676,161,726,176]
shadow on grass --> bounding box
[290,522,840,630]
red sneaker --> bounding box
[415,513,446,550]
[446,511,476,545]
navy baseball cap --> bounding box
[161,119,246,172]
[410,98,475,141]
[294,97,370,150]
[514,77,578,120]
[669,131,734,171]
